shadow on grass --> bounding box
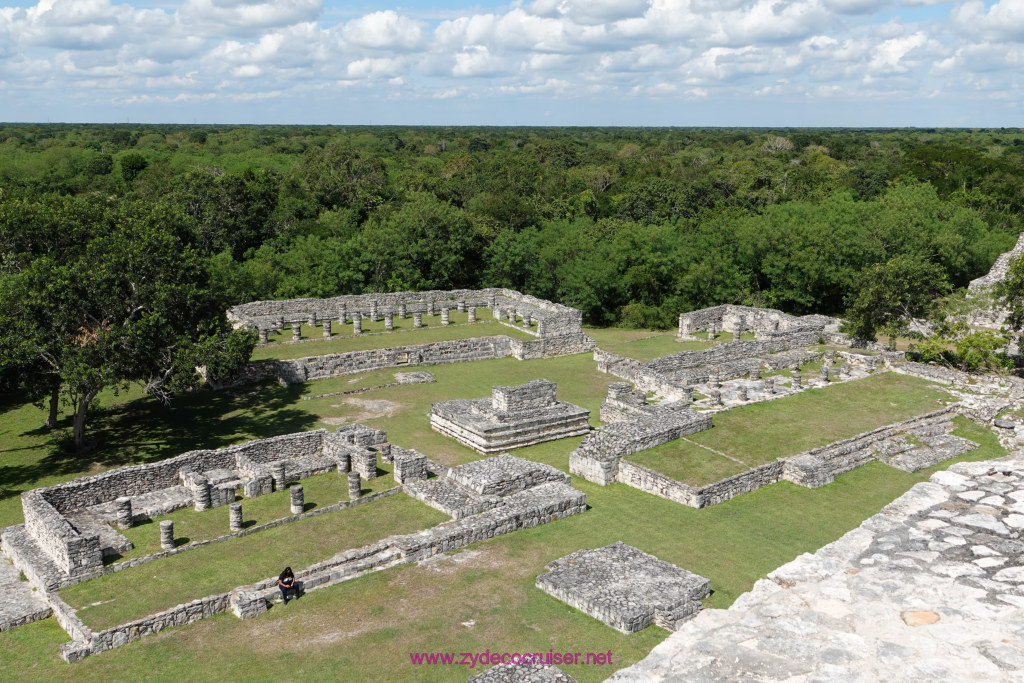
[0,379,321,501]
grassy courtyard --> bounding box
[0,326,1007,682]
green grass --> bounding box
[109,468,399,564]
[688,373,949,466]
[625,440,748,486]
[253,318,535,361]
[584,331,711,361]
[61,492,448,631]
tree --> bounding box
[0,198,255,451]
[119,152,148,183]
[842,255,950,344]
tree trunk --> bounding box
[45,385,59,428]
[72,390,98,451]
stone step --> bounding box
[0,555,51,632]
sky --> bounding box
[0,0,1022,126]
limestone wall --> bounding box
[616,460,700,506]
[645,331,822,375]
[21,493,102,578]
[783,407,959,488]
[616,460,784,508]
[508,333,596,360]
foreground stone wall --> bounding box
[20,493,102,579]
[617,460,786,509]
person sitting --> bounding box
[278,567,298,603]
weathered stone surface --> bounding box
[431,380,591,454]
[537,542,710,634]
[0,557,51,632]
[467,662,577,682]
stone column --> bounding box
[276,316,285,331]
[160,520,174,550]
[709,368,721,388]
[792,373,803,389]
[307,312,317,327]
[385,312,394,331]
[708,323,717,340]
[749,367,760,380]
[291,323,302,342]
[680,318,692,336]
[736,386,748,402]
[337,304,347,325]
[441,308,450,326]
[508,309,516,324]
[765,377,776,394]
[348,471,361,500]
[681,387,694,405]
[840,363,850,377]
[378,442,392,464]
[413,312,423,328]
[398,302,407,319]
[457,299,466,313]
[468,307,476,323]
[709,389,722,406]
[369,302,378,322]
[271,462,286,491]
[335,452,350,474]
[115,497,133,530]
[824,350,836,363]
[193,476,211,511]
[322,320,332,338]
[819,366,830,383]
[229,503,243,532]
[258,328,269,344]
[536,320,545,336]
[522,314,531,329]
[290,485,304,515]
[353,313,362,335]
[494,307,503,320]
[427,301,435,316]
[487,294,496,309]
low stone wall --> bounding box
[616,460,699,506]
[508,333,596,360]
[569,409,713,486]
[616,460,784,508]
[646,331,821,376]
[783,407,959,488]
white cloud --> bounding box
[342,10,423,50]
[0,0,1019,122]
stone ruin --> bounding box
[404,453,572,519]
[677,303,841,342]
[967,232,1024,330]
[228,287,587,342]
[430,380,591,454]
[570,386,712,487]
[214,288,598,389]
[536,542,710,634]
[2,425,388,591]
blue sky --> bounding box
[0,1,1022,126]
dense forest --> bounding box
[2,124,1023,327]
[5,124,1024,445]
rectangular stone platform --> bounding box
[448,453,571,497]
[431,380,591,454]
[536,542,710,634]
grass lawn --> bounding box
[109,468,400,565]
[626,440,748,486]
[688,373,950,466]
[584,331,711,361]
[253,318,535,361]
[61,492,448,631]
